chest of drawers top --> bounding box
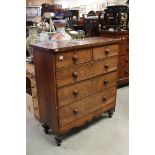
[31,37,120,52]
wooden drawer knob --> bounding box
[104,80,109,86]
[102,96,107,102]
[72,72,78,79]
[126,58,129,62]
[120,37,125,40]
[72,55,79,62]
[73,90,79,96]
[105,49,109,55]
[104,64,109,69]
[73,109,79,115]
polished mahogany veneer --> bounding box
[31,37,120,146]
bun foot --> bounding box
[55,135,62,146]
[42,123,50,134]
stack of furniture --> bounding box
[26,63,40,120]
[99,30,129,86]
[63,10,79,21]
[41,4,62,16]
[63,10,80,29]
[103,5,129,31]
[83,11,100,37]
[26,6,41,22]
[31,37,120,146]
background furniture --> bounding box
[84,17,99,37]
[41,4,63,16]
[26,6,41,22]
[103,5,129,31]
[99,30,129,86]
[63,10,79,29]
[26,63,40,120]
[31,37,120,146]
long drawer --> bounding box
[58,86,116,127]
[57,71,117,107]
[55,48,92,69]
[56,56,118,88]
[93,44,119,60]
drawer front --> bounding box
[56,63,92,88]
[92,56,118,77]
[118,67,129,79]
[118,54,129,67]
[93,44,119,60]
[55,48,92,69]
[119,44,129,55]
[58,86,116,127]
[56,56,118,87]
[57,71,117,107]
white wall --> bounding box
[117,0,127,5]
[54,0,117,9]
[54,0,75,8]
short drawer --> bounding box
[55,48,92,69]
[56,56,118,87]
[119,44,129,55]
[58,86,116,127]
[57,71,117,107]
[92,56,118,77]
[118,67,129,79]
[93,44,119,60]
[118,54,129,67]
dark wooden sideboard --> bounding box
[99,30,129,86]
[31,37,120,146]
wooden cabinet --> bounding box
[31,37,120,146]
[99,30,129,86]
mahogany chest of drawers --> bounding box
[99,30,129,86]
[31,37,120,146]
